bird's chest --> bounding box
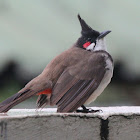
[85,57,113,105]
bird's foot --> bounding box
[76,108,102,113]
[76,105,102,113]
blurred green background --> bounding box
[0,0,140,109]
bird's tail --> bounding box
[0,89,34,113]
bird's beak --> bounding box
[97,30,111,39]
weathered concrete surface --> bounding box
[0,107,140,140]
[109,115,140,140]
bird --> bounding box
[0,15,113,113]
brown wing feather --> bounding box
[50,69,78,105]
[57,80,92,112]
[50,52,106,112]
[58,70,104,112]
[57,80,90,107]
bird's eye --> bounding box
[87,38,91,41]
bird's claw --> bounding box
[88,108,103,113]
[76,108,102,113]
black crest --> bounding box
[78,14,100,37]
[76,15,100,48]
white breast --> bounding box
[85,56,113,105]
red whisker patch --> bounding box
[83,42,91,48]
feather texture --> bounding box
[50,51,107,112]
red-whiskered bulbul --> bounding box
[0,15,113,113]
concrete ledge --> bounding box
[0,106,140,140]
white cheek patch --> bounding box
[94,38,107,51]
[86,43,95,51]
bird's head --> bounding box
[76,14,111,52]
